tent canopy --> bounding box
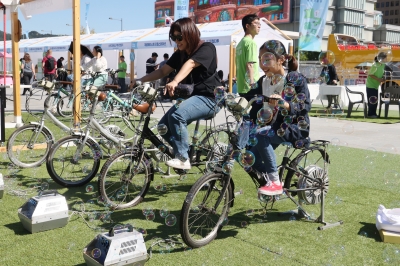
[0,19,294,53]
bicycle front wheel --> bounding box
[46,135,101,187]
[7,124,54,168]
[180,172,232,248]
[98,149,153,210]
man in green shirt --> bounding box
[118,55,127,93]
[366,55,386,118]
[236,14,261,93]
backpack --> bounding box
[45,57,55,71]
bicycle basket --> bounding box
[138,83,157,101]
[38,80,55,92]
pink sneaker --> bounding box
[258,182,283,196]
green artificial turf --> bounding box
[309,105,400,124]
[1,113,400,265]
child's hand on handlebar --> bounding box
[268,94,283,108]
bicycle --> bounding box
[45,77,150,187]
[7,79,77,168]
[97,83,234,210]
[179,94,342,248]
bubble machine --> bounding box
[17,190,68,233]
[83,226,147,266]
[0,173,4,199]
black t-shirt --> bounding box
[57,59,63,68]
[166,42,221,98]
[146,58,156,74]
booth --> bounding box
[0,52,13,85]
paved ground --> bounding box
[4,89,400,154]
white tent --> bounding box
[1,19,294,79]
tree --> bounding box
[80,26,96,34]
[295,50,321,61]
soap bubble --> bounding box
[277,128,285,137]
[222,162,234,174]
[287,72,302,86]
[331,138,340,148]
[158,145,167,153]
[342,123,354,134]
[296,93,306,103]
[169,136,176,142]
[214,87,226,101]
[320,72,330,84]
[255,95,263,104]
[263,40,285,55]
[382,246,400,264]
[283,115,292,124]
[145,211,156,221]
[377,49,393,63]
[369,96,378,105]
[319,50,335,66]
[239,151,256,167]
[295,140,304,148]
[298,120,308,130]
[257,106,273,125]
[280,122,289,130]
[241,221,248,228]
[246,209,255,216]
[41,182,49,191]
[142,206,154,216]
[85,185,94,193]
[159,207,170,218]
[91,248,101,259]
[165,214,177,226]
[358,231,368,237]
[260,52,276,68]
[174,98,184,108]
[280,109,289,116]
[271,74,283,85]
[283,85,296,101]
[248,136,258,146]
[157,124,168,135]
[289,215,296,221]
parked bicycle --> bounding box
[179,93,341,248]
[97,82,234,210]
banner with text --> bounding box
[298,0,329,51]
[174,0,189,20]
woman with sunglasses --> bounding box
[132,17,221,170]
[240,40,311,196]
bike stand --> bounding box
[278,189,343,230]
[161,166,180,179]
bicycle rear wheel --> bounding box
[7,124,54,168]
[180,172,232,248]
[46,135,101,187]
[98,149,153,210]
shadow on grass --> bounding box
[359,222,382,242]
[4,221,31,236]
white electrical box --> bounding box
[18,190,68,233]
[83,226,147,266]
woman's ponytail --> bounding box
[284,54,298,72]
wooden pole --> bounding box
[130,49,135,83]
[72,0,81,127]
[11,11,21,126]
[67,51,72,71]
[229,41,234,93]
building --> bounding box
[154,0,400,50]
[155,0,292,28]
[376,0,400,26]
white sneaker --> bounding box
[165,158,191,170]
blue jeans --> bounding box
[118,77,126,93]
[249,133,284,175]
[158,96,220,160]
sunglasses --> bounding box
[170,34,183,42]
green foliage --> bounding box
[295,50,321,61]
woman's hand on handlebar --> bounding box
[165,79,178,97]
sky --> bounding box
[9,0,157,35]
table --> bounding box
[308,84,381,108]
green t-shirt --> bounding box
[118,61,127,78]
[366,62,385,89]
[235,36,260,93]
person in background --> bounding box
[118,55,127,93]
[81,46,108,88]
[159,53,171,101]
[56,57,68,81]
[146,52,159,74]
[21,53,35,96]
[57,57,64,69]
[236,14,260,94]
[42,49,57,81]
[366,55,386,118]
[217,70,226,87]
[80,47,93,86]
[320,63,339,108]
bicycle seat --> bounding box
[133,102,156,114]
[57,81,73,86]
[105,85,119,90]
